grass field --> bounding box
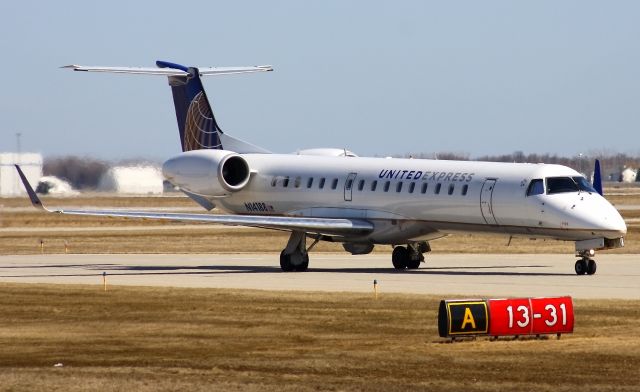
[0,283,639,391]
[1,191,638,390]
[1,190,637,255]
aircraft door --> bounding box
[480,179,498,225]
[344,172,357,201]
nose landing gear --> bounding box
[575,249,597,275]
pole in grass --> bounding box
[103,272,107,292]
[373,279,378,299]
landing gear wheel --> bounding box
[406,259,421,269]
[295,254,310,272]
[280,250,309,272]
[587,259,597,275]
[392,246,409,269]
[280,251,295,272]
[574,259,588,275]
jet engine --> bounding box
[162,150,251,196]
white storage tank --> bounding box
[98,165,164,194]
[620,167,637,183]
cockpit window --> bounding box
[546,177,578,194]
[572,176,597,193]
[526,179,544,196]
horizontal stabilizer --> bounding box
[62,64,273,76]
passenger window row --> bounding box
[271,176,470,196]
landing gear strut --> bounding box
[280,231,314,272]
[392,242,430,270]
[575,249,597,275]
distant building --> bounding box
[98,165,164,194]
[620,167,637,183]
[0,153,42,197]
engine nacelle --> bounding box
[162,149,251,196]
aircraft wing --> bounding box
[14,165,372,236]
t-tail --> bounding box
[64,61,273,153]
[156,61,222,151]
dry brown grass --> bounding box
[0,283,638,391]
[1,193,638,255]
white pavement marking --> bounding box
[0,253,638,299]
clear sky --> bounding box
[1,1,639,160]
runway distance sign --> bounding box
[438,296,574,338]
[488,296,574,336]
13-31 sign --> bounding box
[438,296,574,338]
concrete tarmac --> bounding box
[0,253,638,299]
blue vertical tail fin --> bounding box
[156,60,223,152]
[593,159,603,196]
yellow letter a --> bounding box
[461,307,476,329]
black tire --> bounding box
[295,253,310,272]
[280,251,295,272]
[406,259,421,269]
[392,246,408,269]
[574,259,587,275]
[587,259,597,275]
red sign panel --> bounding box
[487,296,574,336]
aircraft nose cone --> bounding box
[596,201,627,237]
[607,209,627,236]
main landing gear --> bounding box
[279,231,320,272]
[392,242,430,270]
[574,249,597,275]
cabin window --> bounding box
[319,178,326,189]
[435,183,441,194]
[461,184,468,196]
[271,177,277,187]
[307,178,314,188]
[294,177,301,188]
[421,183,428,194]
[283,177,290,188]
[448,184,455,195]
[396,182,403,192]
[331,178,339,190]
[527,179,544,196]
[358,179,365,191]
[371,180,378,191]
[383,181,390,192]
[408,182,416,193]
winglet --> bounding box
[14,165,46,210]
[593,159,603,196]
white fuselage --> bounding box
[163,151,627,246]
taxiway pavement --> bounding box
[0,253,638,299]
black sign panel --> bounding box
[438,300,488,337]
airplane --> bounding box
[15,60,627,275]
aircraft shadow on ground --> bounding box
[0,263,573,277]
